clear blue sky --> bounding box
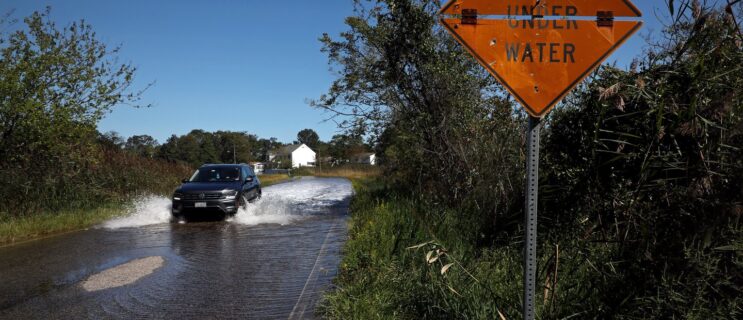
[2,0,669,144]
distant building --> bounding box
[251,162,265,175]
[269,144,316,168]
[353,152,377,165]
[317,156,334,166]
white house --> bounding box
[353,153,377,165]
[251,162,265,175]
[269,144,316,168]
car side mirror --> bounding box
[245,176,254,183]
[182,178,190,183]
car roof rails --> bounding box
[200,163,248,167]
[201,163,228,167]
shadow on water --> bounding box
[176,209,230,223]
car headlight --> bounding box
[173,193,182,201]
[223,189,238,200]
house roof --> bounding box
[354,152,375,158]
[271,144,313,156]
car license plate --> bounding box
[195,202,207,208]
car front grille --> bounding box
[182,193,223,200]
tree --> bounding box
[254,137,281,162]
[0,8,146,171]
[214,131,257,164]
[297,129,320,149]
[157,135,180,161]
[156,130,264,166]
[313,0,519,206]
[98,131,126,150]
[124,135,159,158]
[155,130,217,167]
[0,8,149,214]
[328,133,366,161]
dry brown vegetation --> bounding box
[258,174,292,186]
[294,165,382,179]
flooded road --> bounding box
[0,177,352,319]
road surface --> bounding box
[0,177,352,319]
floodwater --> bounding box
[0,177,353,319]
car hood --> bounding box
[176,182,241,193]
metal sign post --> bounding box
[437,1,642,318]
[524,116,540,320]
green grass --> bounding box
[320,179,555,319]
[325,179,715,319]
[258,173,291,186]
[0,203,125,246]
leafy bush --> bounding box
[540,5,743,317]
[0,9,191,216]
[320,1,743,319]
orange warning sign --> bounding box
[440,0,642,17]
[439,0,642,117]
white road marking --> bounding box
[288,219,339,320]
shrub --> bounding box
[320,1,743,319]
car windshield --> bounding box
[189,167,241,182]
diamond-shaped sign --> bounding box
[440,0,642,18]
[440,0,642,117]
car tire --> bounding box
[172,213,184,222]
[250,188,262,203]
[239,194,249,211]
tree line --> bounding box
[99,128,372,168]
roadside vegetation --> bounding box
[318,1,742,319]
[293,164,382,180]
[0,204,124,245]
[258,173,291,186]
[0,9,193,245]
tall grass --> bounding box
[0,147,192,245]
[322,179,527,319]
[0,204,124,245]
[294,164,382,179]
[0,147,192,216]
[324,177,743,319]
[320,3,742,319]
[258,173,291,186]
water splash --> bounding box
[231,178,353,226]
[102,178,353,228]
[230,194,296,226]
[103,195,172,229]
